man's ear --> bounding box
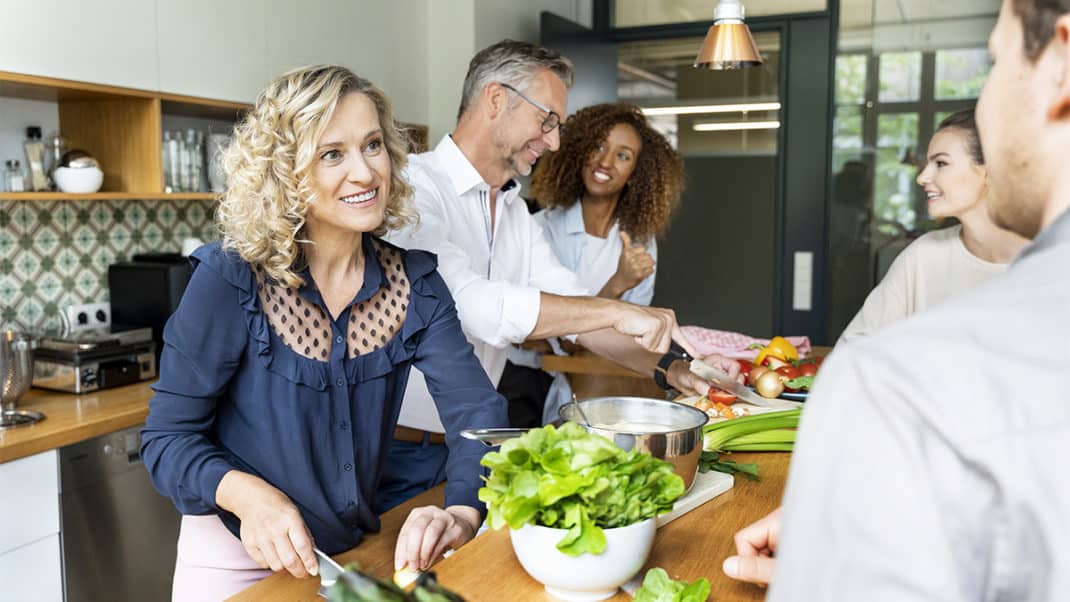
[484,82,507,120]
[1048,15,1070,120]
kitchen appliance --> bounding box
[108,254,194,359]
[1,330,44,428]
[461,396,709,491]
[60,424,181,602]
[32,328,155,394]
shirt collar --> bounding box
[432,135,522,203]
[563,199,587,235]
[1014,207,1070,265]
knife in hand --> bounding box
[689,359,799,410]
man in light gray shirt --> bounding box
[723,1,1070,599]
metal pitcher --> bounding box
[1,331,35,411]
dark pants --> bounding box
[375,434,449,514]
[496,360,553,428]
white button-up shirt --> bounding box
[385,135,587,432]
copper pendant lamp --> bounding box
[694,0,763,70]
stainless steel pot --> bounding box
[461,396,708,492]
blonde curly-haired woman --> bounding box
[141,66,506,600]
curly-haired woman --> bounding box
[141,65,506,600]
[503,102,684,425]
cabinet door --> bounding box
[156,0,272,102]
[0,534,64,602]
[0,0,158,90]
[0,450,60,556]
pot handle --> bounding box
[458,428,530,447]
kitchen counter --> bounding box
[0,382,154,463]
[231,452,790,602]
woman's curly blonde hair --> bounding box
[530,102,684,243]
[217,65,416,289]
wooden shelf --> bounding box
[0,192,220,201]
[1,70,251,200]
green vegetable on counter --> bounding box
[784,375,815,390]
[632,568,711,602]
[698,451,760,480]
[478,422,685,556]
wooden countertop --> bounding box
[232,452,790,602]
[0,382,154,463]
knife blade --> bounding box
[689,359,800,410]
[315,548,345,598]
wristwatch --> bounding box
[653,342,691,390]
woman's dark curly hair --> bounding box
[530,102,684,243]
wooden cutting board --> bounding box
[656,469,734,528]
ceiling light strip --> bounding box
[692,120,781,132]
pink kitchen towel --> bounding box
[682,326,812,360]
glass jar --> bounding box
[4,159,25,192]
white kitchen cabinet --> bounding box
[0,0,159,90]
[0,450,59,556]
[0,534,64,602]
[155,0,273,103]
[0,450,62,602]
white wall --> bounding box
[424,0,592,142]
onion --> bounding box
[749,365,770,385]
[755,370,785,398]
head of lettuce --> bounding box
[478,422,686,556]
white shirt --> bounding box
[769,209,1070,601]
[515,202,657,423]
[839,225,1007,344]
[385,135,587,432]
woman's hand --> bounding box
[215,470,319,578]
[722,507,781,586]
[601,231,655,299]
[394,505,480,571]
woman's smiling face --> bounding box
[916,128,988,220]
[582,122,642,199]
[307,92,392,236]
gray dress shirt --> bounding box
[770,209,1070,601]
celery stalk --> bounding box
[703,409,801,453]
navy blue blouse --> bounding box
[141,236,508,555]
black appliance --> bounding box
[108,253,193,359]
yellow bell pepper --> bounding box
[753,346,786,366]
[767,336,799,362]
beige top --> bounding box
[839,225,1006,343]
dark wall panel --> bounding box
[653,156,777,336]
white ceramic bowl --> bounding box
[509,518,656,601]
[53,166,104,193]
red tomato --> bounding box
[706,387,737,405]
[737,359,754,384]
[775,365,801,380]
[799,362,819,377]
[776,365,802,392]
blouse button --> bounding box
[335,335,343,344]
[339,421,349,431]
[336,377,344,387]
[344,463,352,471]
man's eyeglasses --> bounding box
[499,82,564,134]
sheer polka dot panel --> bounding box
[254,241,411,361]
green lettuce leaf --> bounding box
[632,568,711,602]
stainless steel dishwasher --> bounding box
[59,424,181,602]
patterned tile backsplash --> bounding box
[0,199,218,334]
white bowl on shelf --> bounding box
[53,166,104,193]
[509,518,656,601]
